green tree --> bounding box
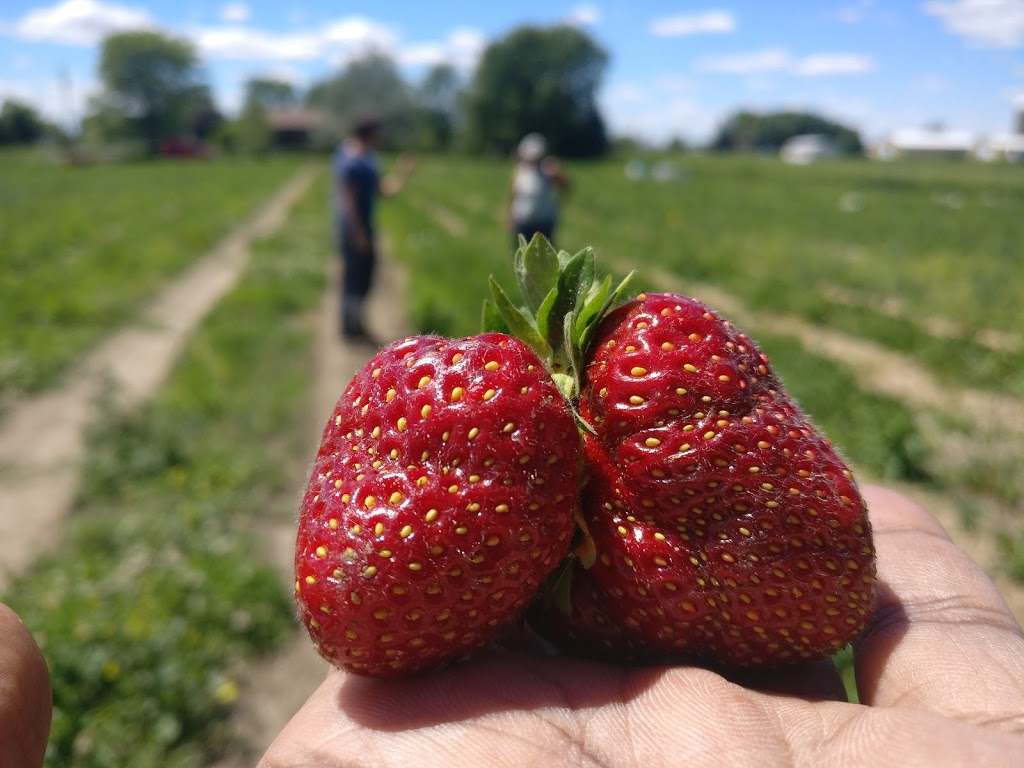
[710,110,864,155]
[0,99,45,145]
[462,25,609,158]
[235,97,271,156]
[244,78,299,111]
[95,30,205,153]
[414,63,462,151]
[306,53,414,148]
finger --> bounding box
[0,603,51,768]
[853,484,1024,724]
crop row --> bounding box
[0,157,302,409]
[1,168,328,767]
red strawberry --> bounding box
[294,333,579,677]
[486,236,876,668]
[534,292,876,666]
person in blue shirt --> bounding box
[334,116,414,342]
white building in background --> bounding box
[872,127,978,161]
[779,134,838,164]
[870,102,1024,163]
[977,133,1024,162]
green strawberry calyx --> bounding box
[483,234,635,408]
[484,234,633,576]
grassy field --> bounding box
[0,155,303,409]
[389,153,1024,391]
[1,151,1022,763]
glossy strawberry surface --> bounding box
[538,293,876,666]
[295,333,579,677]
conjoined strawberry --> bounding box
[533,292,876,666]
[294,333,579,677]
[486,236,876,667]
[295,235,877,677]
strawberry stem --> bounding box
[484,235,633,579]
[485,234,635,406]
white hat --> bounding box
[517,132,546,161]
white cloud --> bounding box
[320,16,397,47]
[397,27,484,72]
[220,2,250,23]
[838,0,875,23]
[650,10,735,37]
[793,53,875,75]
[603,93,716,144]
[697,48,792,74]
[194,27,323,60]
[9,0,154,46]
[0,73,98,125]
[193,15,397,62]
[565,3,600,26]
[601,78,719,143]
[192,15,483,77]
[698,48,875,76]
[923,0,1024,48]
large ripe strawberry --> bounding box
[489,236,877,667]
[294,332,579,677]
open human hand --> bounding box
[260,485,1024,767]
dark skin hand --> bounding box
[0,603,51,768]
[260,485,1024,767]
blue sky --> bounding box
[1,0,1022,144]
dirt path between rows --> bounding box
[0,165,317,589]
[212,251,412,767]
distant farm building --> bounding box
[977,133,1024,163]
[265,108,326,150]
[872,128,976,161]
[779,134,838,165]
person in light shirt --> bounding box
[506,132,571,248]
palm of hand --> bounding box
[262,486,1024,767]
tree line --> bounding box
[72,25,614,159]
[3,25,865,158]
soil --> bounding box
[210,252,411,767]
[3,177,1023,766]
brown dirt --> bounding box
[815,281,1023,353]
[211,250,412,767]
[0,166,318,590]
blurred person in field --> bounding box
[506,132,570,248]
[334,115,415,343]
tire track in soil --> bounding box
[212,249,411,768]
[0,165,319,590]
